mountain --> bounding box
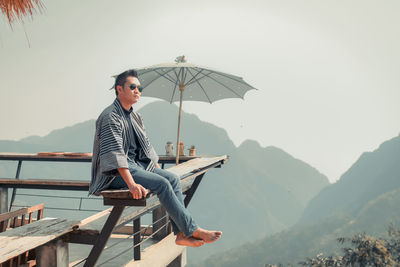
[300,133,400,224]
[0,100,329,264]
[198,133,400,266]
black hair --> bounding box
[114,69,138,96]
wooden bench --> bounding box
[76,155,228,267]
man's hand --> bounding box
[117,167,148,200]
[129,183,148,199]
[155,163,160,168]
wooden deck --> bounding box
[0,154,229,267]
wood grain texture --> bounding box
[0,218,78,263]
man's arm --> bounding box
[117,168,148,199]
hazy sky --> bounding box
[1,0,399,182]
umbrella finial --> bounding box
[175,55,187,63]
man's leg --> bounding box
[148,168,222,244]
[109,166,222,245]
[153,168,185,235]
[110,166,198,237]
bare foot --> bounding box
[192,227,222,244]
[175,232,204,247]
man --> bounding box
[89,69,222,247]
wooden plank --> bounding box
[0,218,78,263]
[124,233,186,267]
[166,155,228,177]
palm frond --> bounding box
[0,0,44,25]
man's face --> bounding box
[117,76,141,105]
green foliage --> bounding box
[299,226,400,266]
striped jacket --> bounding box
[88,98,159,196]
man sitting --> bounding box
[88,69,222,247]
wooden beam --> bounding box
[83,206,125,267]
[64,229,99,245]
[0,179,89,190]
[184,173,205,207]
[0,153,197,163]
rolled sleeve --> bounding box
[99,114,129,173]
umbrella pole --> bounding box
[176,86,184,165]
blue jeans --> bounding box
[109,163,198,237]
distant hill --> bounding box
[197,133,400,266]
[300,133,400,224]
[0,100,329,264]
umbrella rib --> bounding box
[140,68,176,89]
[184,68,205,86]
[196,67,256,89]
[153,69,178,84]
[186,68,212,103]
[213,70,256,89]
[201,70,243,98]
[169,68,182,103]
[165,71,179,84]
[185,71,209,87]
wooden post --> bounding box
[9,160,23,211]
[0,187,8,214]
[133,218,141,260]
[35,239,68,267]
[152,206,168,240]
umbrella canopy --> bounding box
[116,56,257,164]
[136,57,256,104]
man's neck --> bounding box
[117,98,133,112]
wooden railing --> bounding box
[0,203,44,267]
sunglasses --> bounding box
[129,83,144,92]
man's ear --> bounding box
[116,85,123,94]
